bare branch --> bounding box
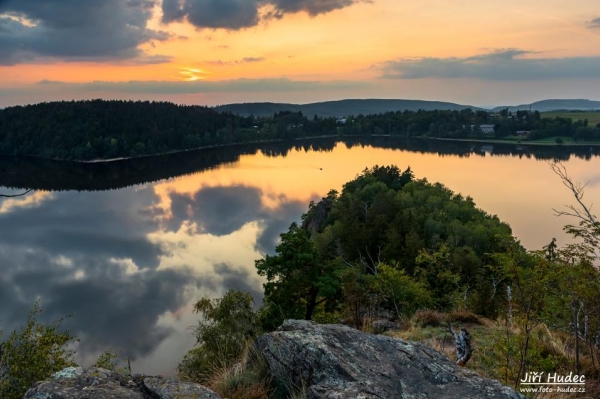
[549,162,596,224]
[365,246,378,275]
[0,189,33,198]
[357,249,370,270]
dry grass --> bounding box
[413,309,446,327]
[389,312,600,399]
[205,346,273,399]
[447,309,486,326]
[421,335,455,359]
[409,309,486,329]
[359,317,374,334]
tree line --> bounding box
[2,100,600,161]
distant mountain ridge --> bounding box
[491,99,600,113]
[214,99,480,118]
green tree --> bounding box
[372,263,432,318]
[414,243,460,311]
[255,223,341,325]
[178,290,259,382]
[0,301,77,399]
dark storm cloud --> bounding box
[213,263,263,304]
[380,49,600,80]
[0,187,208,361]
[169,186,264,236]
[254,200,306,254]
[0,188,166,268]
[0,247,206,358]
[0,182,308,362]
[166,185,307,253]
[44,265,204,356]
[163,0,261,29]
[0,0,170,64]
[269,0,362,17]
[161,0,365,29]
[589,17,600,29]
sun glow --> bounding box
[179,68,209,81]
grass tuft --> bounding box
[205,345,273,399]
[413,309,446,327]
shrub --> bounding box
[179,290,259,382]
[447,309,484,325]
[0,301,77,399]
[413,310,445,327]
[205,346,272,399]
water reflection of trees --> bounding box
[1,137,598,191]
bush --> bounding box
[205,346,272,399]
[0,301,77,399]
[413,310,445,327]
[94,351,119,370]
[179,290,260,382]
[93,351,131,374]
[447,309,485,325]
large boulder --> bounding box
[23,367,221,399]
[254,320,524,399]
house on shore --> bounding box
[465,124,495,134]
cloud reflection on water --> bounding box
[0,181,301,373]
[5,140,598,374]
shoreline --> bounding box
[2,134,348,164]
[431,137,600,147]
[3,134,600,164]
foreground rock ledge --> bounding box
[23,367,221,399]
[254,319,524,399]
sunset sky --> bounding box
[1,0,600,108]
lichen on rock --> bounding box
[23,367,222,399]
[254,319,525,399]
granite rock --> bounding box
[254,319,525,399]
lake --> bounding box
[1,137,600,375]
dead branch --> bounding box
[447,322,472,366]
[549,162,596,224]
[0,189,33,198]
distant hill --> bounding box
[491,99,600,113]
[214,99,480,118]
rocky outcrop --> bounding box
[301,196,333,236]
[24,321,525,399]
[254,320,524,399]
[23,367,221,399]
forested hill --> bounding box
[0,100,259,161]
[491,99,600,112]
[214,99,480,118]
[0,99,481,161]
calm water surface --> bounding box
[1,139,600,374]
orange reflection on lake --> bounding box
[153,142,600,251]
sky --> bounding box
[1,0,600,108]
